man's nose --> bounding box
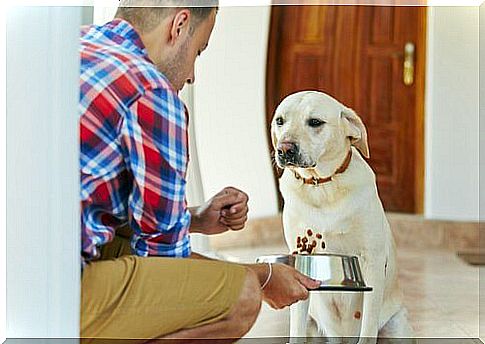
[187,69,195,85]
[277,141,299,160]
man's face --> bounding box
[161,9,216,92]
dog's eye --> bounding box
[275,117,284,126]
[308,118,325,128]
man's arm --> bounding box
[120,87,191,258]
[190,251,321,309]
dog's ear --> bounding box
[341,107,370,158]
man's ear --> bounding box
[169,9,191,44]
[341,107,370,158]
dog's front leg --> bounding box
[289,297,310,343]
[358,266,385,344]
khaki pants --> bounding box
[81,227,246,342]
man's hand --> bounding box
[189,187,249,235]
[249,263,321,309]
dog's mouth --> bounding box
[275,156,316,170]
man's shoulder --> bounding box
[80,30,174,107]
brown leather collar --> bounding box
[293,150,353,186]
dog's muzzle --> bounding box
[277,141,300,166]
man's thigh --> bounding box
[81,255,247,340]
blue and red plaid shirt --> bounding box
[80,19,192,267]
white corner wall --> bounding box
[425,6,480,221]
[6,7,81,338]
[193,6,278,219]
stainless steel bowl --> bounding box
[256,253,373,292]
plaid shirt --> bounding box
[80,19,191,267]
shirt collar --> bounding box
[103,18,150,59]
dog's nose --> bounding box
[277,141,298,160]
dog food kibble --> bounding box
[354,311,361,320]
[295,230,328,254]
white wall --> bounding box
[193,6,278,219]
[6,7,81,338]
[181,85,211,253]
[1,5,6,344]
[425,7,480,221]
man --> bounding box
[80,0,320,341]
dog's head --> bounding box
[271,91,369,170]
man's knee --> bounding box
[227,268,262,337]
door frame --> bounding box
[414,7,427,214]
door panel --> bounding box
[266,6,426,213]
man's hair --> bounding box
[115,0,218,33]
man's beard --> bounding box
[156,38,190,92]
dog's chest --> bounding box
[283,204,368,255]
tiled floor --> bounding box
[216,244,480,339]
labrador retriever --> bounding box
[271,91,413,343]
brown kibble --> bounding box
[292,251,298,255]
[312,240,317,247]
[301,243,307,252]
[354,311,361,319]
[302,237,308,244]
[321,241,326,249]
[297,236,301,244]
[316,233,322,239]
[297,243,302,248]
[307,229,313,236]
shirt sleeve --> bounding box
[120,87,191,258]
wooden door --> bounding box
[266,6,426,213]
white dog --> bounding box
[271,91,413,343]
